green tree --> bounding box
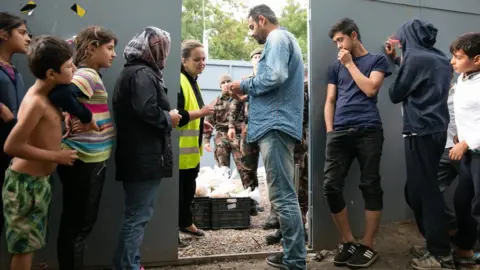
[208,1,258,60]
[181,0,214,41]
[181,0,308,61]
[278,0,308,60]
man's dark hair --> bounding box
[248,4,278,25]
[328,18,362,42]
[450,32,480,59]
[27,35,73,80]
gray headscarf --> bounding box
[124,26,171,78]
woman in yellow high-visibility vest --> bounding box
[177,40,214,244]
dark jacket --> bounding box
[389,19,451,135]
[112,61,173,182]
[0,66,25,160]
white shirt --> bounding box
[445,85,457,149]
[454,71,480,151]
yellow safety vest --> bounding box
[177,73,203,170]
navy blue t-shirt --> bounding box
[328,53,391,130]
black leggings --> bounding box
[178,165,199,228]
[57,160,107,270]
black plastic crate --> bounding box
[210,197,251,229]
[191,197,211,229]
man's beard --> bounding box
[255,36,266,45]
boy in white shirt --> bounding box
[449,32,480,267]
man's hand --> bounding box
[204,143,212,152]
[231,92,248,102]
[453,135,459,144]
[227,127,236,140]
[54,149,78,165]
[0,105,14,123]
[449,141,468,161]
[384,41,397,59]
[204,121,214,134]
[71,117,101,134]
[228,81,243,96]
[169,109,182,128]
[338,49,353,67]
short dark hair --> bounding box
[450,32,480,59]
[328,18,362,42]
[0,12,26,44]
[248,4,278,25]
[27,35,73,80]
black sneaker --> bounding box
[263,214,280,230]
[347,244,378,269]
[265,230,283,245]
[266,254,288,269]
[334,242,358,267]
[410,253,455,270]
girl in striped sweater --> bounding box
[54,26,117,270]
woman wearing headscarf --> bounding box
[112,26,181,270]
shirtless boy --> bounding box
[2,35,78,270]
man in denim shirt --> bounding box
[229,4,306,270]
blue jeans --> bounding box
[113,180,161,270]
[258,130,307,269]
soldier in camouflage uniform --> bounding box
[265,65,310,245]
[204,74,248,184]
[228,48,264,214]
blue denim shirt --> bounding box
[240,28,304,143]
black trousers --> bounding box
[404,132,451,257]
[323,128,384,214]
[0,154,10,239]
[452,152,480,250]
[179,165,199,228]
[57,160,107,270]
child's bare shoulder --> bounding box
[18,91,48,118]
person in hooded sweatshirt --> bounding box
[388,19,454,270]
[112,27,182,270]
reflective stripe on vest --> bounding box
[177,73,202,170]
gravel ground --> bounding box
[179,178,283,257]
[156,221,427,269]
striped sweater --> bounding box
[62,68,115,163]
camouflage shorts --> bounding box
[2,168,53,254]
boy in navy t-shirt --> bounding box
[323,18,391,269]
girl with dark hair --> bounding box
[0,12,31,239]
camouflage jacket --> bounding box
[203,94,241,144]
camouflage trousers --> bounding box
[214,131,258,190]
[294,141,309,223]
[240,134,260,191]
